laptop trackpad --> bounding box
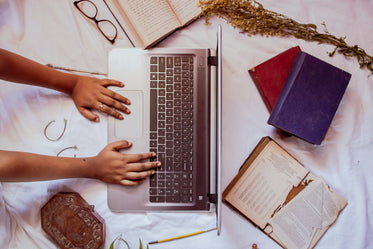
[114,90,143,138]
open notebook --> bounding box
[104,0,201,48]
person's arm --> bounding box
[0,48,130,122]
[0,141,160,186]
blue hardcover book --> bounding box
[268,52,351,144]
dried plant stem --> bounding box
[199,0,373,73]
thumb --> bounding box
[78,107,100,122]
[100,79,124,88]
[107,140,132,151]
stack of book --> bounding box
[223,137,348,249]
[249,46,351,145]
[224,50,351,249]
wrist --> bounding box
[54,71,80,96]
[80,156,97,180]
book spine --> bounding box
[268,52,305,125]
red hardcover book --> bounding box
[249,46,301,112]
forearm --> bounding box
[0,48,78,95]
[0,141,160,185]
[0,150,94,182]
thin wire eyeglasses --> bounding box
[74,0,118,44]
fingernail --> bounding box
[126,99,131,105]
[156,162,161,166]
[126,109,131,114]
[118,114,123,120]
[95,117,100,122]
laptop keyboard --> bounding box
[149,55,194,203]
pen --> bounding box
[148,228,217,245]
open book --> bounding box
[223,137,347,249]
[104,0,201,48]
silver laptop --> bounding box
[107,25,222,234]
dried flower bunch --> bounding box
[199,0,373,74]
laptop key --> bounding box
[150,89,157,131]
[150,196,165,202]
[150,132,157,139]
[166,196,180,203]
[149,174,157,187]
[158,181,166,188]
[159,57,165,72]
[150,140,157,147]
[174,57,181,66]
[150,57,157,64]
[166,57,173,68]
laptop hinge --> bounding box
[208,193,217,204]
[208,56,218,66]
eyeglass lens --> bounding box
[97,20,117,40]
[75,0,97,19]
[74,0,117,43]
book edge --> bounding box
[248,69,273,112]
[144,15,201,49]
[222,136,273,230]
[268,51,305,125]
[222,136,272,200]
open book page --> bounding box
[114,0,180,47]
[268,177,347,249]
[168,0,201,24]
[224,140,309,229]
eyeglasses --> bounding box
[74,0,118,44]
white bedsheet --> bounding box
[0,0,372,248]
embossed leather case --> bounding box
[41,192,105,249]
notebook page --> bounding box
[268,177,347,249]
[168,0,201,24]
[224,141,309,229]
[116,0,180,46]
